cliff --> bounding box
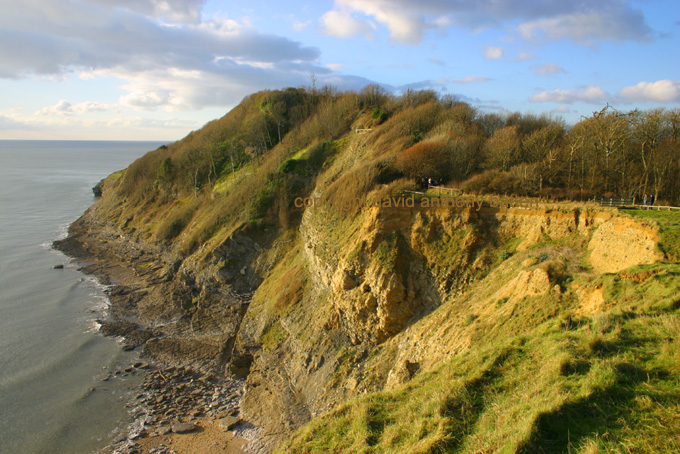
[58,89,680,454]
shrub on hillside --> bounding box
[462,170,522,195]
[395,141,451,180]
[156,204,197,241]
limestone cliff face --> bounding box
[58,90,674,453]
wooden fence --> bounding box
[595,197,680,211]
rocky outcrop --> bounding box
[92,178,105,197]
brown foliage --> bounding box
[483,125,521,172]
[394,141,451,179]
[273,264,305,309]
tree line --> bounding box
[393,102,680,205]
[118,86,680,211]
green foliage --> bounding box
[279,158,301,174]
[249,183,277,222]
[259,321,288,351]
[96,87,680,259]
[374,233,399,270]
[157,156,172,179]
[371,106,387,122]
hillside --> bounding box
[59,87,680,453]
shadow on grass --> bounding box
[515,361,672,454]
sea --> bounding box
[0,140,167,454]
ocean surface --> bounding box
[0,140,166,454]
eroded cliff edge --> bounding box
[57,193,668,452]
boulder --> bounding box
[218,416,241,430]
[92,179,104,197]
[171,422,197,434]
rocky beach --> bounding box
[54,206,262,454]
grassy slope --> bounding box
[276,243,680,454]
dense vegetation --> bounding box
[102,86,679,256]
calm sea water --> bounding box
[0,140,166,454]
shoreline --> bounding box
[54,210,254,454]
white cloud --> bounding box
[293,20,311,31]
[119,90,172,109]
[325,63,345,71]
[105,115,197,130]
[325,0,434,44]
[0,0,329,112]
[1,104,199,139]
[320,0,653,45]
[72,101,113,113]
[37,100,73,116]
[530,86,609,104]
[516,52,534,61]
[320,10,375,39]
[618,80,680,103]
[531,63,566,76]
[0,112,36,131]
[36,100,115,116]
[453,75,493,83]
[552,105,571,113]
[484,46,504,60]
[85,0,206,24]
[517,7,652,44]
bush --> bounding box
[279,158,300,174]
[394,141,451,180]
[371,107,387,123]
[249,185,276,221]
[462,170,522,195]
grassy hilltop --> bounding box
[89,87,680,453]
[98,86,679,250]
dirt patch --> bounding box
[575,286,605,316]
[133,418,247,454]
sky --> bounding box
[0,0,678,140]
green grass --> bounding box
[260,321,288,351]
[275,260,680,454]
[373,232,400,271]
[155,203,196,241]
[212,161,254,194]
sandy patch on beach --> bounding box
[135,418,247,454]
